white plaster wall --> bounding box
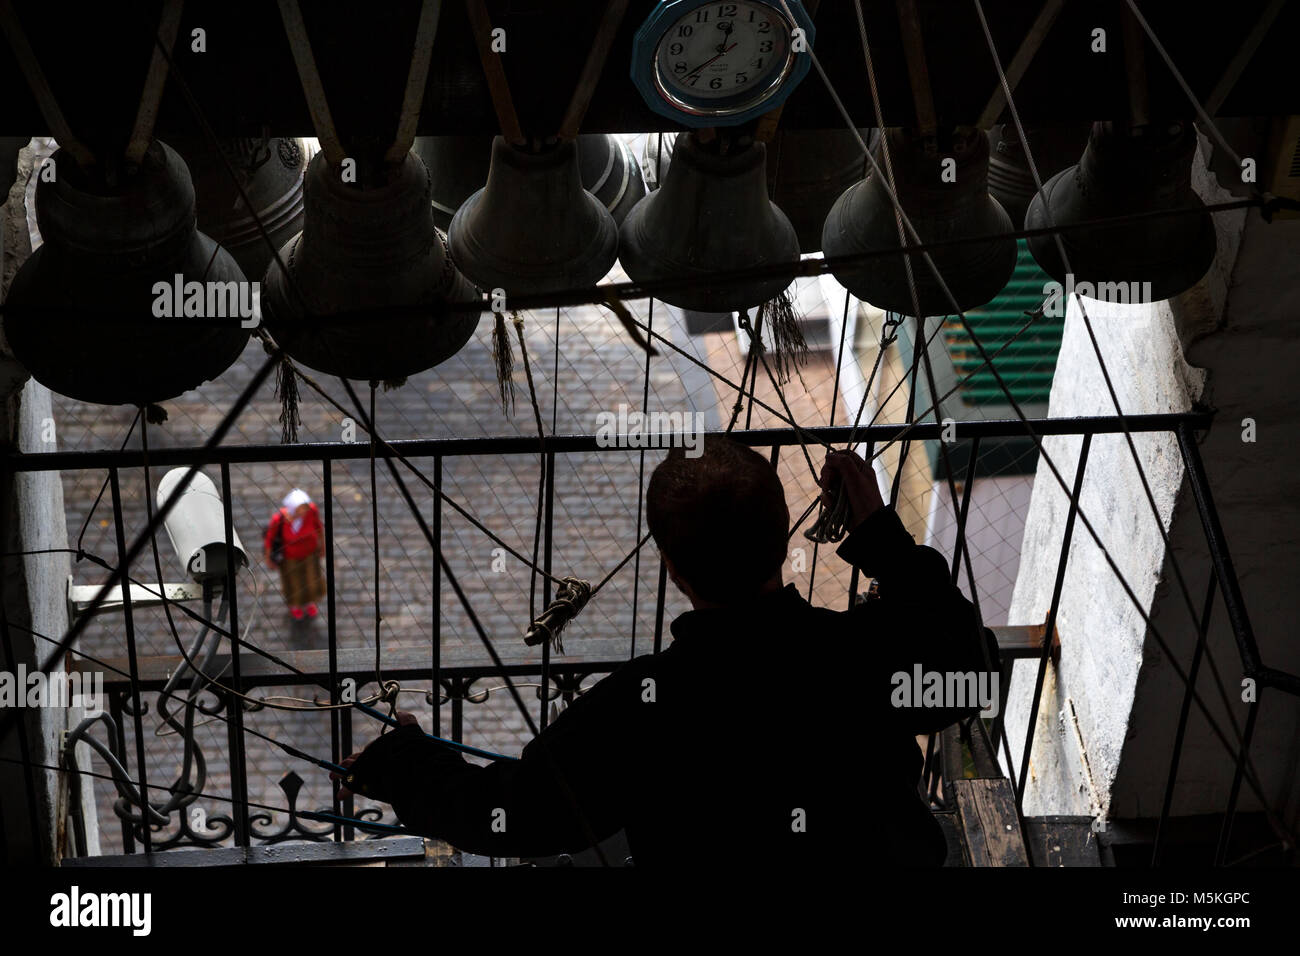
[1001,289,1205,816]
[1109,209,1300,825]
[999,133,1273,823]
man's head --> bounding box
[646,437,790,607]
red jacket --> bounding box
[264,504,323,562]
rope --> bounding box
[276,0,346,165]
[463,0,525,145]
[557,0,630,141]
[124,0,184,166]
[385,0,444,165]
[738,306,817,482]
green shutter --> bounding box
[944,240,1063,408]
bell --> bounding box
[260,150,479,381]
[822,127,1017,316]
[986,123,1090,228]
[766,128,874,253]
[640,132,677,192]
[412,134,496,231]
[415,134,644,232]
[3,140,250,406]
[170,136,312,280]
[619,132,799,313]
[448,136,618,295]
[576,134,646,226]
[1025,121,1217,302]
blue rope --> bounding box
[352,701,519,763]
[298,809,411,834]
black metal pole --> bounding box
[1153,575,1217,866]
[540,450,556,731]
[432,455,442,738]
[109,467,151,853]
[1175,423,1262,677]
[219,463,249,848]
[1016,433,1091,811]
[323,459,341,841]
[1215,694,1260,867]
[950,437,981,586]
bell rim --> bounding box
[1025,167,1219,301]
[447,187,620,294]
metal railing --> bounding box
[3,410,1296,865]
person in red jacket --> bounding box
[263,488,326,621]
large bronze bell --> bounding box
[3,140,250,406]
[766,128,874,253]
[986,124,1090,228]
[171,136,311,280]
[448,136,619,295]
[822,127,1017,316]
[619,132,799,313]
[412,134,495,231]
[642,129,873,254]
[1025,121,1217,302]
[576,134,647,226]
[415,134,645,231]
[260,150,478,381]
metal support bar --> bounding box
[109,468,151,853]
[219,463,249,848]
[950,436,981,586]
[323,459,342,841]
[1016,433,1090,811]
[1152,575,1217,866]
[5,414,1215,473]
[1175,423,1262,677]
[1215,694,1260,867]
[432,455,442,737]
[540,450,555,730]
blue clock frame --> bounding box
[630,0,817,129]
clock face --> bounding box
[652,2,794,117]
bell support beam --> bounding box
[1,2,1295,138]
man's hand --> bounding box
[819,450,885,528]
[331,711,421,798]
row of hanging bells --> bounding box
[1,116,1219,408]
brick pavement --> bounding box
[33,137,890,854]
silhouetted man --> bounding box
[335,438,997,866]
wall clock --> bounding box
[630,1,816,128]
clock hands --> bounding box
[685,41,737,80]
[715,20,734,53]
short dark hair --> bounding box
[645,438,789,605]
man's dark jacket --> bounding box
[347,506,999,866]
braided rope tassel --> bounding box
[524,577,592,655]
[273,344,300,444]
[492,310,516,416]
[763,286,808,385]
